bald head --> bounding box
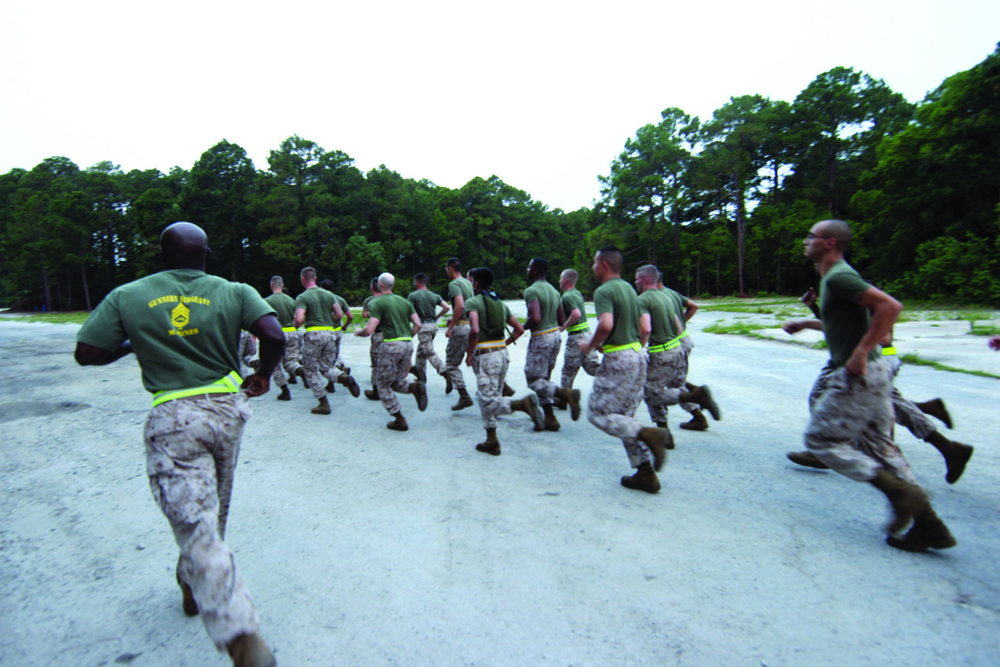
[160,222,209,270]
[817,219,852,250]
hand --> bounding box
[988,337,1000,351]
[800,288,817,308]
[783,320,805,335]
[446,328,453,339]
[241,373,271,397]
[465,352,473,367]
[844,349,868,376]
[578,339,590,355]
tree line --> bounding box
[2,45,998,310]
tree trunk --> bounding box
[82,263,92,311]
[735,171,746,296]
[42,262,52,312]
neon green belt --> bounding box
[532,326,559,337]
[882,347,896,356]
[567,322,590,333]
[281,326,297,332]
[152,371,241,407]
[306,326,335,331]
[603,342,641,354]
[384,336,411,342]
[649,339,681,354]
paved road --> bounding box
[0,320,997,666]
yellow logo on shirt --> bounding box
[171,302,190,329]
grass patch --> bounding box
[900,352,999,379]
[1,312,91,325]
[703,321,772,336]
[970,323,1000,336]
[811,340,828,350]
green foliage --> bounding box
[885,234,1000,304]
[702,321,772,335]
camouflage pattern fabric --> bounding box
[369,331,383,389]
[444,323,470,390]
[642,347,690,423]
[587,348,650,468]
[886,355,936,440]
[524,330,560,406]
[414,322,446,376]
[144,393,260,650]
[805,358,918,485]
[301,330,346,400]
[270,331,303,388]
[473,349,511,429]
[561,331,599,388]
[376,340,413,415]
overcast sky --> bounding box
[1,1,997,212]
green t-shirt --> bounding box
[264,292,297,328]
[593,277,640,349]
[76,269,275,393]
[820,260,878,368]
[465,294,511,342]
[368,293,416,340]
[363,295,382,333]
[407,289,442,321]
[638,288,679,346]
[448,277,474,317]
[330,293,348,327]
[524,279,561,331]
[660,287,689,332]
[294,287,337,328]
[561,288,587,330]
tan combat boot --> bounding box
[227,633,276,667]
[886,505,957,552]
[542,404,560,431]
[925,431,974,484]
[787,451,829,469]
[637,427,672,470]
[451,387,474,411]
[501,383,516,397]
[338,373,361,398]
[914,398,952,429]
[276,385,291,401]
[870,469,930,534]
[678,385,721,421]
[554,387,581,421]
[679,409,709,431]
[388,412,408,431]
[410,381,428,411]
[176,572,198,617]
[511,395,545,431]
[620,462,661,494]
[364,387,380,401]
[476,428,501,456]
[311,396,330,415]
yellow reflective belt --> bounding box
[384,337,411,342]
[281,326,296,332]
[305,326,335,331]
[603,342,641,354]
[152,371,241,407]
[882,347,897,356]
[649,339,681,354]
[567,322,590,333]
[476,340,506,349]
[457,319,470,325]
[531,326,559,337]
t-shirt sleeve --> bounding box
[241,284,277,330]
[76,291,127,350]
[826,270,871,305]
[594,286,613,317]
[637,293,651,317]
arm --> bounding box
[343,310,354,328]
[556,305,566,328]
[331,302,343,321]
[436,299,450,319]
[560,307,582,332]
[294,307,306,328]
[447,295,464,337]
[683,300,698,322]
[989,337,1000,351]
[783,319,824,334]
[801,288,821,319]
[638,313,651,347]
[580,312,613,355]
[410,312,422,338]
[465,311,479,366]
[505,315,525,346]
[846,287,902,375]
[355,316,380,337]
[524,299,541,331]
[241,314,285,397]
[74,340,133,366]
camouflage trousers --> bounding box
[444,323,470,391]
[270,330,303,388]
[376,340,414,415]
[643,347,696,423]
[805,358,918,485]
[144,393,259,650]
[301,330,347,400]
[587,348,650,468]
[525,330,560,406]
[561,330,599,388]
[369,332,383,388]
[414,322,446,376]
[238,333,257,380]
[886,355,936,441]
[473,348,513,429]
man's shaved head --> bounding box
[817,219,852,250]
[160,222,209,270]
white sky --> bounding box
[1,0,997,212]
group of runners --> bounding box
[72,218,982,665]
